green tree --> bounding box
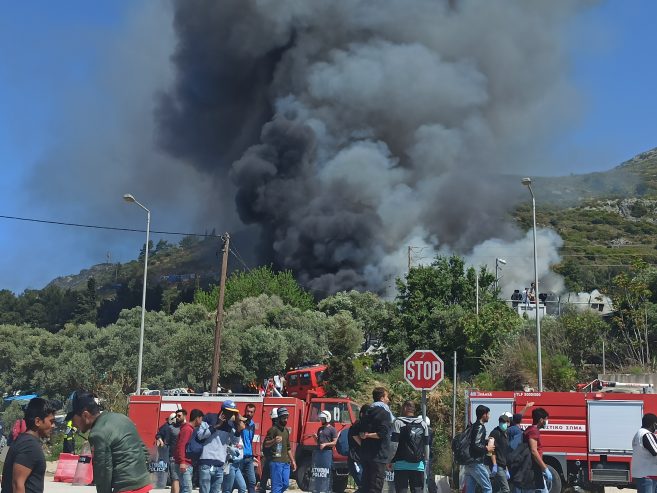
[386,255,508,372]
[609,261,654,366]
[194,266,314,312]
[325,311,364,396]
[318,290,396,346]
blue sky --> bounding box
[0,1,656,293]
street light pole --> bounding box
[522,178,542,391]
[123,193,150,396]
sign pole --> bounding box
[422,389,429,493]
[404,349,444,493]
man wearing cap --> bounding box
[67,391,152,493]
[264,407,297,493]
[486,413,512,493]
[258,408,279,493]
[196,400,245,493]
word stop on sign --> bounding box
[405,360,442,380]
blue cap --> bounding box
[222,400,239,412]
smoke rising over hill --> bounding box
[156,0,584,293]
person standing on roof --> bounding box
[631,413,657,493]
[390,401,429,493]
[197,400,245,493]
[66,390,152,493]
[258,408,278,493]
[263,407,297,493]
[240,403,258,493]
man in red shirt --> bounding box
[174,409,205,493]
[522,408,551,493]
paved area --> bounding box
[43,481,171,492]
[42,477,628,493]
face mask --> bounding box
[500,423,508,431]
[543,419,549,428]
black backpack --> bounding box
[451,424,473,465]
[397,420,426,463]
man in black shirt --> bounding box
[1,397,56,493]
[352,387,393,493]
[464,405,495,493]
[486,414,511,493]
[348,404,370,493]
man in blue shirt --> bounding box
[241,403,257,493]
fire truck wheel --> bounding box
[332,474,348,493]
[546,465,562,493]
[295,457,312,491]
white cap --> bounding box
[319,410,332,422]
[168,412,176,422]
[502,412,513,419]
[270,408,279,418]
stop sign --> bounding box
[404,350,444,390]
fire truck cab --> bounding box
[129,392,358,492]
[285,365,328,400]
[467,390,655,493]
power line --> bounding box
[0,214,222,237]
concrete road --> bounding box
[43,480,171,492]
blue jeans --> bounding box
[224,462,247,493]
[200,463,225,493]
[270,462,290,493]
[175,463,194,493]
[241,457,257,493]
[464,462,492,493]
[636,478,657,493]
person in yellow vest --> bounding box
[63,419,77,454]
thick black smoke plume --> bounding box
[158,0,584,293]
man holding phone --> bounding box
[197,400,245,493]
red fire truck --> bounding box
[128,393,359,492]
[467,388,657,493]
[285,365,328,400]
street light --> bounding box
[495,258,506,292]
[521,177,542,391]
[123,193,150,396]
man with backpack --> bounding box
[175,409,205,493]
[345,404,370,493]
[390,401,430,493]
[464,405,496,493]
[521,408,551,493]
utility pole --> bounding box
[210,233,230,394]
